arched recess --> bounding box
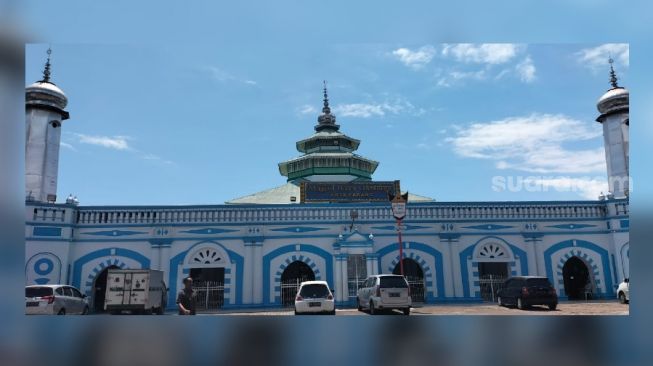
[72,248,150,296]
[168,240,243,309]
[377,241,444,302]
[262,244,333,305]
[459,236,528,299]
[544,239,613,298]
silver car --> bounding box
[356,274,411,315]
[25,285,90,315]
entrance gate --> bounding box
[393,258,425,303]
[92,265,119,313]
[478,274,507,302]
[562,256,591,300]
[190,267,225,311]
[280,261,315,307]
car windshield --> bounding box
[526,278,552,287]
[299,284,329,298]
[26,287,53,297]
[379,276,408,288]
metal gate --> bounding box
[280,276,313,307]
[348,278,366,300]
[193,281,224,311]
[479,274,507,302]
[405,276,425,303]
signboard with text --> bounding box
[300,181,401,203]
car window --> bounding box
[299,284,329,298]
[526,278,552,287]
[71,288,83,298]
[25,287,53,297]
[55,287,64,296]
[379,276,408,288]
[365,278,373,288]
[63,287,73,297]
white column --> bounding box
[252,243,263,304]
[340,255,349,303]
[450,240,463,298]
[365,256,372,278]
[442,239,455,298]
[334,257,343,301]
[525,238,539,276]
[242,242,254,304]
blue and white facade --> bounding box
[24,59,630,310]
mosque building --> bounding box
[25,51,629,312]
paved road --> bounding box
[195,300,628,316]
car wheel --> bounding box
[330,310,336,316]
[57,308,66,315]
[357,297,363,311]
[548,303,557,311]
[82,306,89,315]
[403,307,410,316]
[294,308,299,315]
[517,298,526,310]
[369,301,376,315]
[619,292,627,304]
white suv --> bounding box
[26,285,90,315]
[357,274,411,315]
[294,281,336,315]
[617,278,629,304]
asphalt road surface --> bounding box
[194,300,628,316]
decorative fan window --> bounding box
[477,243,507,260]
[192,248,223,265]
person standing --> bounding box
[177,277,197,315]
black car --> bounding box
[497,276,558,310]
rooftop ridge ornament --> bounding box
[40,47,52,84]
[608,57,619,89]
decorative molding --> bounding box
[269,226,327,233]
[462,224,513,231]
[179,228,238,235]
[83,229,146,237]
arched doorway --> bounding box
[393,258,425,303]
[280,261,315,306]
[562,256,590,300]
[92,265,119,313]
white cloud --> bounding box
[203,66,257,85]
[441,44,521,64]
[446,113,605,174]
[333,103,385,118]
[60,142,76,151]
[437,69,487,87]
[523,177,608,200]
[298,104,317,115]
[516,56,536,82]
[392,46,436,69]
[75,134,131,151]
[142,153,175,165]
[576,43,629,70]
[332,98,425,119]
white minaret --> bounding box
[596,58,629,198]
[25,48,70,203]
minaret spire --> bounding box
[40,47,52,83]
[608,57,619,89]
[322,80,331,113]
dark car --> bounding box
[497,276,558,310]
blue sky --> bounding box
[25,42,629,205]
